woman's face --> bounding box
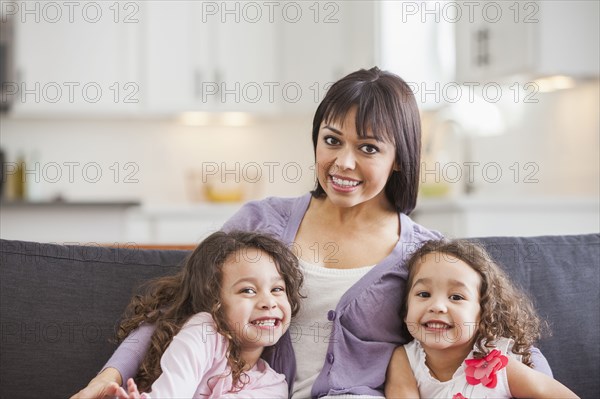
[315,107,397,209]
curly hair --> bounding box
[116,230,304,392]
[400,239,548,367]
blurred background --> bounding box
[0,0,598,243]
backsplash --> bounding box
[0,115,316,204]
[1,80,598,204]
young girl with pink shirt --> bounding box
[112,230,303,398]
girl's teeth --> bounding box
[332,176,360,187]
[426,322,449,329]
[252,319,277,327]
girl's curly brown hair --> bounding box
[400,239,548,367]
[116,230,304,392]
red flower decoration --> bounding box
[453,394,468,399]
[464,349,509,388]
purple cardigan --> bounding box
[104,194,552,397]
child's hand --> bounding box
[115,378,149,399]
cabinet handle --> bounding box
[475,28,490,67]
[482,28,490,66]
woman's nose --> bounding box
[335,148,356,170]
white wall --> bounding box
[470,81,599,197]
[420,80,599,199]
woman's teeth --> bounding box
[331,176,360,187]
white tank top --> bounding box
[290,258,373,399]
[405,337,521,398]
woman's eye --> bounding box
[324,136,340,146]
[449,294,464,301]
[360,144,379,154]
[416,292,430,298]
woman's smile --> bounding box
[329,174,363,192]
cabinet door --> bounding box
[12,2,141,116]
[278,1,375,115]
[210,5,278,114]
[455,1,532,83]
[536,0,599,77]
[144,1,277,114]
[143,1,213,114]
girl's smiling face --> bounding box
[405,253,482,354]
[315,107,398,209]
[220,248,292,352]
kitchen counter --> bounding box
[2,196,597,244]
[412,196,600,238]
[1,200,140,207]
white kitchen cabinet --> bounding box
[208,3,278,113]
[143,0,277,115]
[0,201,139,243]
[11,1,141,116]
[142,1,211,114]
[455,0,599,83]
[9,1,376,117]
[278,1,375,115]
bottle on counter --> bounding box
[15,153,26,200]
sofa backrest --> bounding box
[1,234,598,398]
[475,234,599,397]
[0,240,189,398]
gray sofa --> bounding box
[1,234,598,398]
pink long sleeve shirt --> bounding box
[144,312,287,398]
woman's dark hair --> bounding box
[116,230,304,392]
[400,239,547,367]
[311,67,422,214]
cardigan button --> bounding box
[327,310,336,321]
[327,352,334,364]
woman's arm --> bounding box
[385,346,420,399]
[529,346,553,377]
[507,357,579,398]
[70,323,156,399]
[69,368,123,399]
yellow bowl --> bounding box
[205,187,244,202]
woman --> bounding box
[72,67,551,399]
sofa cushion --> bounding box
[0,240,189,399]
[475,234,599,398]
